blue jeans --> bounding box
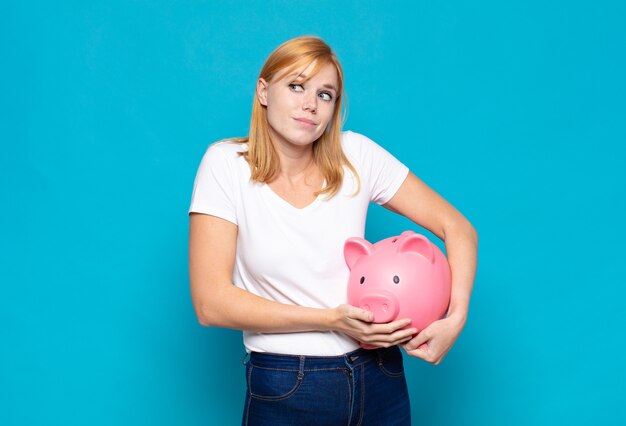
[241,346,411,426]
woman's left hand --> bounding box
[400,312,466,365]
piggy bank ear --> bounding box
[344,238,373,270]
[397,233,435,264]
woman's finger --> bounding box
[344,305,374,323]
[404,330,430,351]
[367,318,412,334]
[361,327,418,346]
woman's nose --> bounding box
[302,93,317,113]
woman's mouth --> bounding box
[293,117,317,127]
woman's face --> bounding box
[257,61,339,149]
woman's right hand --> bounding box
[329,304,418,348]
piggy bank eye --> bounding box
[393,275,400,284]
[359,276,365,284]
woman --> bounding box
[188,35,477,425]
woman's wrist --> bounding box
[319,307,339,332]
[446,309,467,327]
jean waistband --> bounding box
[247,346,399,371]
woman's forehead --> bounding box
[276,61,338,86]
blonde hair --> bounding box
[225,35,360,199]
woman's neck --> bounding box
[271,142,317,183]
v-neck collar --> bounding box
[262,179,327,212]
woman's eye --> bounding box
[319,92,333,102]
[289,83,304,92]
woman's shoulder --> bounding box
[196,138,249,178]
[340,130,381,156]
[203,137,248,162]
[208,137,248,153]
[341,129,379,144]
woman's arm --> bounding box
[383,171,478,364]
[189,213,417,347]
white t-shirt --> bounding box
[188,130,410,355]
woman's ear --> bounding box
[257,78,269,106]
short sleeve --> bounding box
[351,132,410,205]
[188,143,238,225]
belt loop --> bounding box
[241,352,251,365]
[297,355,305,379]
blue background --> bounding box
[2,1,625,425]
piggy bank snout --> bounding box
[359,290,400,323]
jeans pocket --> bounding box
[247,364,303,401]
[376,347,405,378]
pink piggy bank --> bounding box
[344,230,451,349]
